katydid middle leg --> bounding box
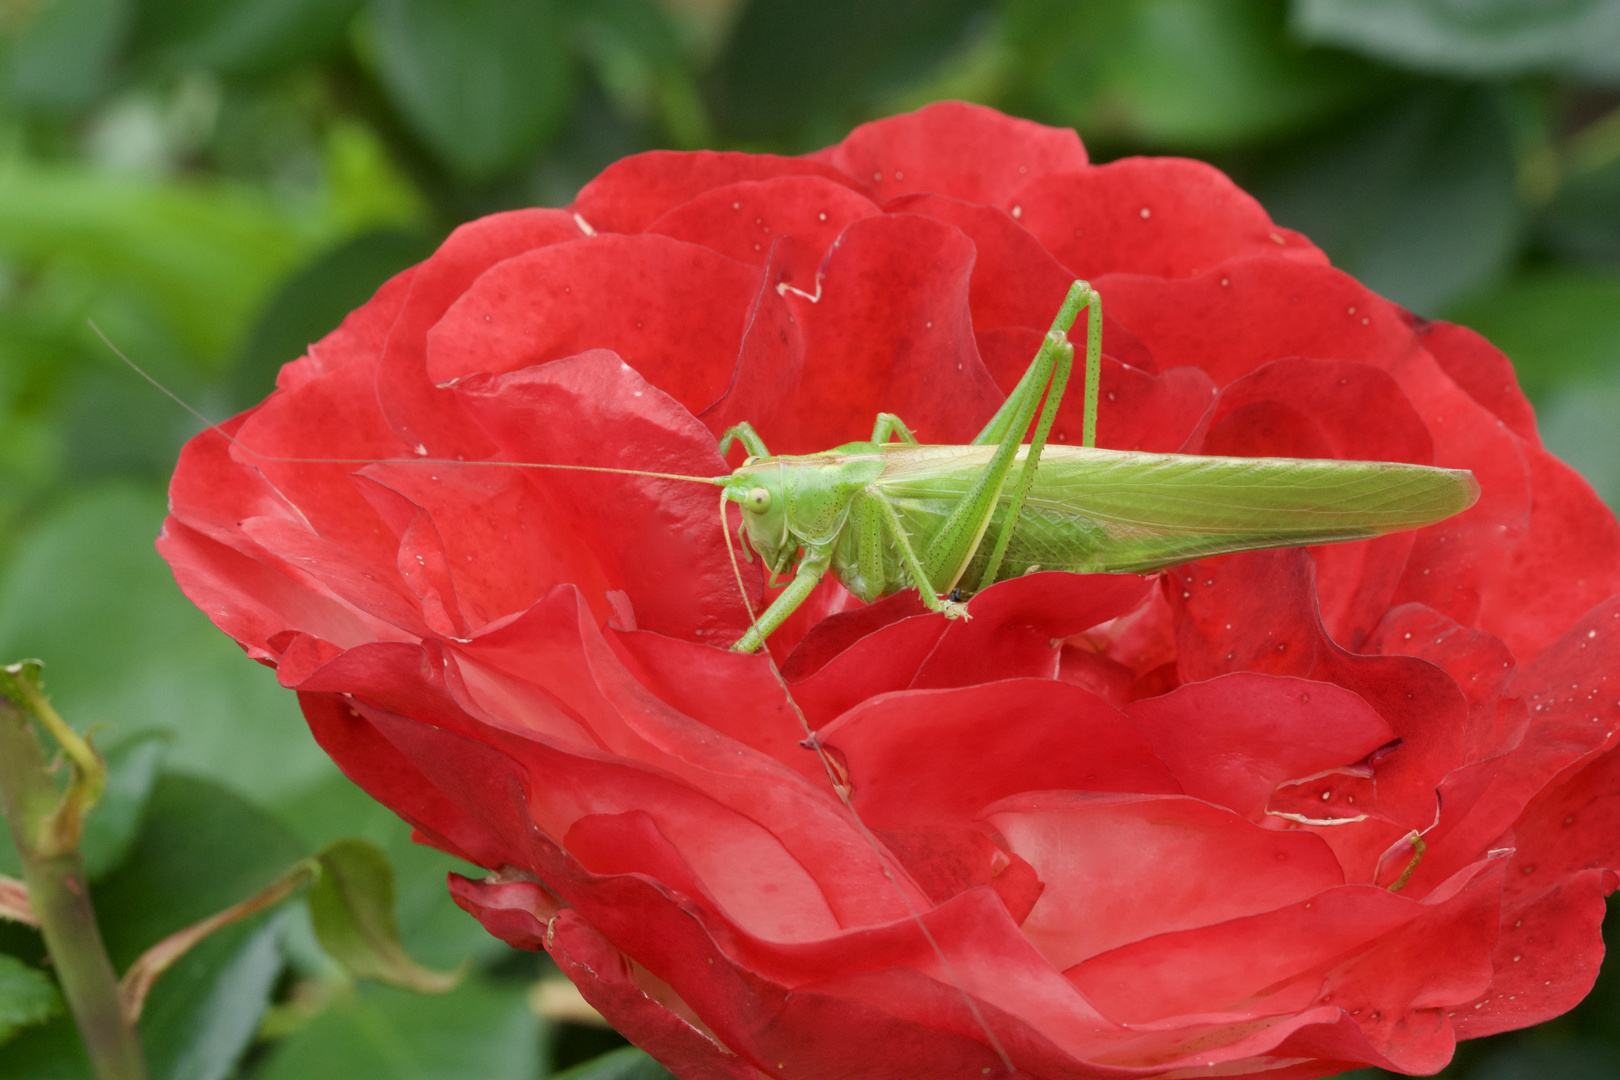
[719,421,771,459]
[871,413,920,444]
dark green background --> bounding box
[0,1,1617,1077]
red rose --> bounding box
[161,102,1620,1078]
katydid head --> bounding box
[724,461,794,576]
[725,450,887,579]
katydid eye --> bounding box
[746,487,772,512]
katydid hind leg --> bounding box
[1080,288,1101,450]
[970,280,1093,448]
[964,281,1100,591]
[973,334,1074,591]
[916,326,1068,594]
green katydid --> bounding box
[713,280,1477,653]
[105,278,1478,1075]
[107,278,1478,657]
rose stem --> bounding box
[0,669,148,1080]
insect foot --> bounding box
[941,598,972,621]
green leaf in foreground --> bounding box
[0,955,63,1046]
[100,775,305,1080]
[255,978,540,1080]
[273,772,507,969]
[79,731,169,880]
[309,839,463,994]
[553,1047,675,1080]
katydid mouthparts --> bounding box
[102,278,1479,657]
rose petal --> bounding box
[1476,445,1620,660]
[429,234,760,417]
[985,792,1344,970]
[811,100,1087,208]
[378,209,585,457]
[1166,550,1467,836]
[647,175,880,284]
[824,678,1179,830]
[1126,673,1394,823]
[451,352,755,642]
[1417,320,1540,447]
[572,150,866,235]
[1012,157,1326,280]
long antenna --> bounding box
[717,492,1016,1075]
[92,321,727,488]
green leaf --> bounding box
[1248,84,1523,316]
[130,0,363,77]
[714,0,991,146]
[0,485,334,803]
[309,838,463,994]
[1538,156,1620,269]
[366,0,573,180]
[1538,382,1620,513]
[93,774,305,966]
[97,774,306,1080]
[139,911,291,1080]
[0,160,319,362]
[1291,0,1620,81]
[0,955,62,1046]
[553,1047,675,1080]
[3,0,131,112]
[231,229,439,409]
[273,772,508,969]
[2,775,306,1079]
[254,977,541,1080]
[79,730,170,879]
[1448,268,1620,511]
[0,1012,92,1079]
[1446,269,1620,402]
[1000,0,1383,150]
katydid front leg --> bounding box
[732,547,832,654]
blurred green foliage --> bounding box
[0,0,1615,1077]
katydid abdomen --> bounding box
[826,442,1479,602]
